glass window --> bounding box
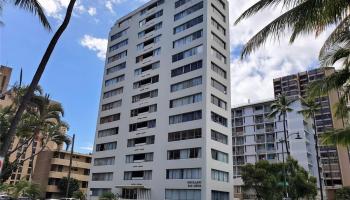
[136,48,161,63]
[132,89,158,103]
[170,93,202,108]
[92,172,113,181]
[129,119,156,132]
[211,32,226,49]
[168,128,202,142]
[211,18,226,35]
[138,22,162,38]
[109,39,128,52]
[211,169,229,182]
[174,2,203,21]
[167,168,201,179]
[98,128,118,138]
[125,152,154,163]
[165,189,201,200]
[124,170,152,180]
[100,113,120,124]
[101,100,122,111]
[105,75,125,87]
[172,45,203,62]
[94,157,115,166]
[135,61,160,76]
[133,75,159,89]
[211,130,228,144]
[173,30,203,48]
[111,28,128,41]
[175,0,192,8]
[212,190,229,200]
[211,47,226,63]
[106,62,126,75]
[211,78,227,94]
[211,112,227,127]
[167,147,201,160]
[139,10,163,27]
[171,76,202,92]
[91,189,111,196]
[127,135,155,147]
[96,142,117,152]
[107,50,127,63]
[169,110,202,124]
[212,4,225,22]
[211,95,227,110]
[103,87,123,99]
[211,149,228,163]
[173,15,203,34]
[130,104,157,117]
[211,62,227,79]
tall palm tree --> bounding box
[234,0,350,59]
[268,93,295,155]
[1,0,51,30]
[0,0,77,159]
[321,127,350,146]
[298,97,324,200]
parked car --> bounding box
[0,195,11,200]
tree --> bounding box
[0,180,41,199]
[57,177,80,198]
[99,192,117,200]
[298,97,324,200]
[73,190,86,200]
[0,0,77,162]
[241,159,317,200]
[267,94,295,155]
[234,0,350,59]
[336,187,350,200]
[0,0,51,30]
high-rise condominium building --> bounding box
[273,67,350,199]
[88,0,232,199]
[232,99,318,200]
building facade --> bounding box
[232,99,318,199]
[0,65,12,95]
[89,0,233,199]
[32,150,91,199]
[273,67,350,199]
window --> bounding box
[211,169,229,182]
[122,189,137,199]
[133,75,159,89]
[91,189,111,197]
[124,170,152,180]
[101,100,122,111]
[127,135,155,147]
[136,48,161,63]
[168,147,201,160]
[109,39,128,52]
[137,35,161,50]
[169,110,202,124]
[175,0,192,8]
[107,50,127,63]
[211,18,226,35]
[211,112,227,127]
[212,4,225,22]
[211,149,228,163]
[100,114,120,124]
[211,95,227,110]
[172,61,202,78]
[212,191,229,200]
[211,47,226,63]
[165,189,201,200]
[96,142,117,152]
[105,75,125,87]
[171,76,202,92]
[132,89,158,103]
[174,15,203,34]
[211,130,228,144]
[125,152,154,163]
[167,168,201,179]
[139,10,163,27]
[211,78,227,94]
[174,2,203,21]
[170,93,202,108]
[118,17,131,27]
[111,28,128,41]
[214,0,225,10]
[130,104,157,117]
[173,30,203,48]
[98,128,118,138]
[211,32,226,49]
[138,22,162,38]
[140,0,164,15]
[129,119,156,132]
[211,62,226,79]
[168,128,201,142]
[135,61,160,76]
[103,87,123,99]
[92,172,113,181]
[172,45,203,62]
[94,157,115,166]
[106,62,126,75]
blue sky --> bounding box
[1,0,326,153]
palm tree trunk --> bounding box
[283,113,290,155]
[313,114,324,200]
[0,0,76,160]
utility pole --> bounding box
[66,134,75,198]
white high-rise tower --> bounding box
[89,0,232,199]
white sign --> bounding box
[0,156,4,174]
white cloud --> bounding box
[87,7,97,16]
[80,35,108,60]
[229,0,330,106]
[80,146,93,151]
[37,0,70,20]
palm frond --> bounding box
[321,127,350,146]
[320,43,350,68]
[14,0,51,31]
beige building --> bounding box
[0,65,12,95]
[273,67,350,199]
[32,150,91,199]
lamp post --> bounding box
[278,132,302,200]
[65,133,75,198]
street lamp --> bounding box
[278,132,303,200]
[65,133,75,198]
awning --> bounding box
[115,185,151,189]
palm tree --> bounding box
[3,180,41,199]
[1,0,51,30]
[321,127,350,146]
[99,192,118,200]
[0,0,77,160]
[234,0,350,59]
[298,97,324,200]
[268,93,295,155]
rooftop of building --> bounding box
[232,98,276,109]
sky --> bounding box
[0,0,330,153]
